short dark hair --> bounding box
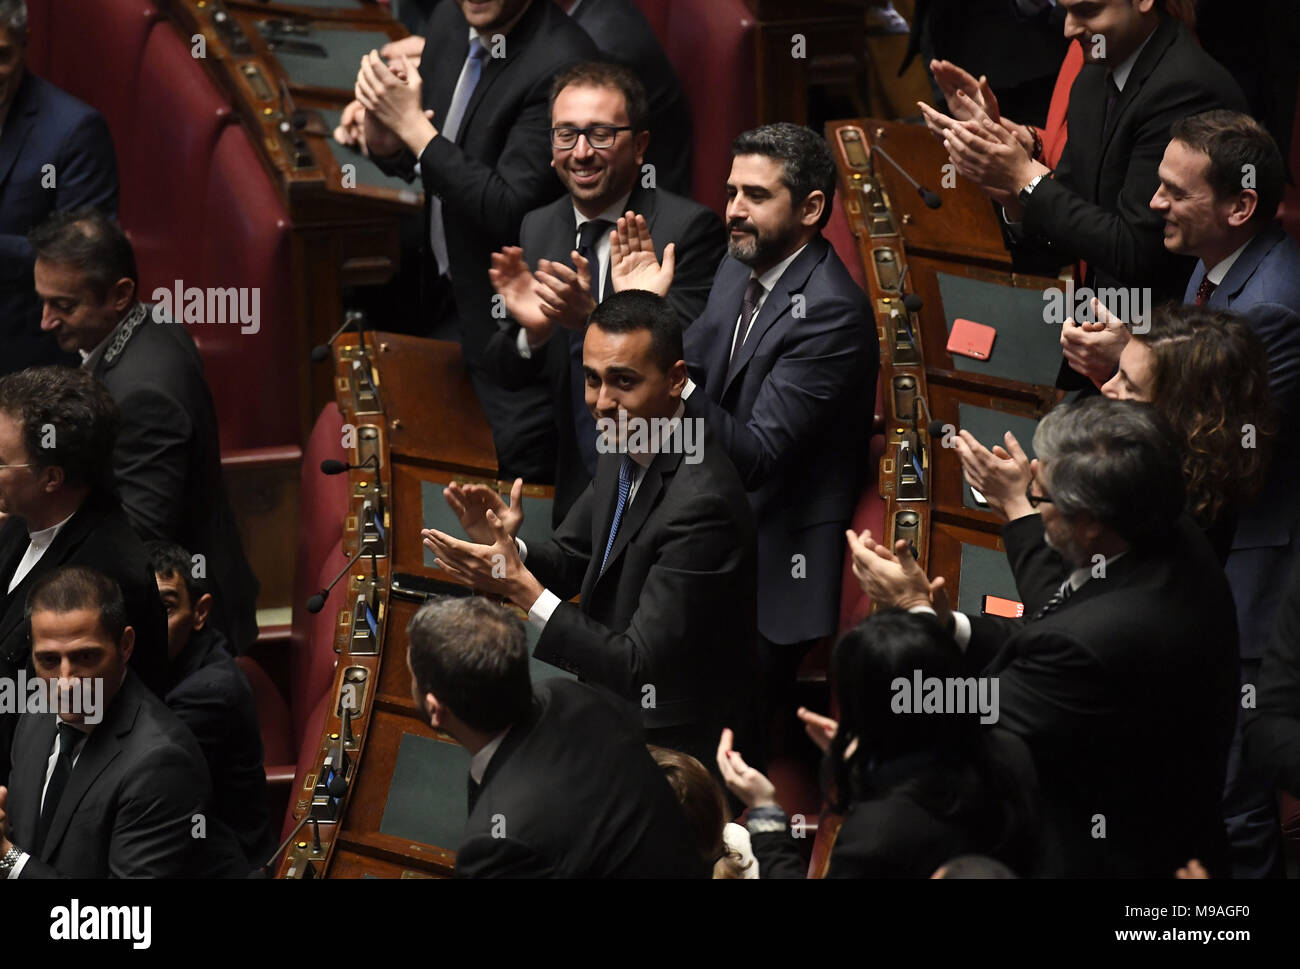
[406,597,532,734]
[549,60,649,132]
[146,540,207,605]
[731,122,837,229]
[1033,396,1186,547]
[27,566,128,645]
[0,366,119,489]
[29,206,138,302]
[1170,110,1286,223]
[587,289,683,373]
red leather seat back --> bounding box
[24,0,52,76]
[281,692,332,842]
[1281,75,1300,244]
[837,433,889,637]
[825,194,867,293]
[661,0,756,215]
[43,0,157,160]
[196,124,298,451]
[291,405,349,668]
[631,0,670,37]
[122,20,230,295]
[291,541,344,746]
[236,654,294,768]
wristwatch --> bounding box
[0,843,23,874]
[1019,173,1048,206]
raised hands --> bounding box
[953,429,1035,522]
[845,530,950,625]
[442,477,525,546]
[930,60,1001,124]
[716,728,778,810]
[610,212,675,297]
[1061,297,1131,387]
[535,254,597,330]
[355,51,433,155]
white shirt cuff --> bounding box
[527,590,562,630]
[7,852,29,878]
[515,537,527,561]
[682,377,696,400]
[515,327,533,359]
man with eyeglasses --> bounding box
[485,60,724,523]
[848,397,1239,877]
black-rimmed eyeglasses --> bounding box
[549,125,633,150]
[1025,481,1053,509]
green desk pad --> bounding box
[380,732,469,848]
[316,107,424,195]
[957,543,1020,615]
[937,272,1062,386]
[420,481,554,568]
[956,404,1040,513]
[264,27,392,91]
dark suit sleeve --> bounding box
[1245,554,1300,795]
[688,291,869,491]
[483,323,549,390]
[454,834,555,877]
[1022,80,1234,285]
[662,208,726,329]
[112,388,194,541]
[1001,514,1068,614]
[1242,301,1300,417]
[532,489,746,697]
[524,483,595,600]
[748,828,809,878]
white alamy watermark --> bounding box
[595,411,704,465]
[50,900,151,949]
[1042,281,1151,333]
[891,671,1000,724]
[0,673,103,724]
[151,281,261,334]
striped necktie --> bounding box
[1028,579,1075,622]
[600,456,636,573]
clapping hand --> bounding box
[535,255,597,330]
[716,728,778,809]
[1061,297,1130,387]
[845,530,951,627]
[489,248,554,344]
[610,213,675,297]
[953,429,1035,521]
[442,477,524,546]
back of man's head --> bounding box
[1171,110,1286,226]
[406,597,532,734]
[0,366,119,492]
[30,206,138,303]
[730,122,837,230]
[1033,396,1185,547]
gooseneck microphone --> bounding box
[328,708,352,798]
[306,545,368,614]
[870,143,943,210]
[310,310,367,362]
[320,454,379,475]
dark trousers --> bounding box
[1225,657,1286,877]
[751,633,820,774]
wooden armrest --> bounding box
[222,445,303,469]
[265,766,297,788]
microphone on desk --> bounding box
[870,144,943,210]
[320,455,379,475]
[311,310,369,362]
[328,708,352,798]
[306,545,369,614]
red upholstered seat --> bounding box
[42,0,157,160]
[195,124,298,451]
[630,0,669,37]
[23,0,52,76]
[236,654,294,768]
[825,193,867,293]
[280,692,332,843]
[837,433,889,637]
[291,541,345,747]
[1280,75,1300,243]
[121,20,231,296]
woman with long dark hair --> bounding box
[718,610,1039,878]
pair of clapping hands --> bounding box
[716,710,843,811]
[489,214,676,346]
[334,36,431,158]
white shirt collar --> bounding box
[28,510,76,547]
[1110,25,1157,92]
[1205,239,1253,287]
[628,401,686,468]
[468,728,510,784]
[574,192,633,232]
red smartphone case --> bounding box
[947,318,997,360]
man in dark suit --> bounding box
[31,208,259,656]
[0,567,216,878]
[616,123,877,758]
[1246,545,1300,803]
[1060,110,1300,875]
[932,1,1247,311]
[0,3,117,375]
[0,367,167,785]
[485,61,724,522]
[850,397,1240,876]
[405,595,705,877]
[423,291,758,769]
[150,541,272,872]
[352,0,597,481]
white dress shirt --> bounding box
[1204,239,1252,287]
[729,244,807,359]
[7,718,92,879]
[468,728,511,785]
[7,512,76,595]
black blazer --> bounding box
[456,679,706,877]
[7,671,213,878]
[164,624,273,869]
[484,182,725,523]
[0,489,168,784]
[1019,16,1249,303]
[526,425,757,768]
[1245,544,1300,797]
[0,72,116,374]
[752,730,1041,878]
[91,305,260,656]
[966,514,1239,877]
[383,0,598,366]
[569,0,693,196]
[683,236,877,645]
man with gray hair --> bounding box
[405,595,703,877]
[849,396,1240,877]
[0,0,118,374]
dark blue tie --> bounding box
[570,219,613,476]
[600,456,636,573]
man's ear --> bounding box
[1226,189,1258,229]
[109,277,136,316]
[799,190,826,229]
[667,359,688,399]
[633,129,651,167]
[425,692,444,730]
[119,626,135,665]
[38,463,65,495]
[191,592,213,631]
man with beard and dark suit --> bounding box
[613,123,877,762]
[0,567,218,878]
[348,0,597,482]
[31,208,259,656]
[0,367,167,785]
[405,595,705,877]
[485,61,724,522]
[0,1,117,375]
[850,397,1240,877]
[422,291,758,770]
[925,1,1248,345]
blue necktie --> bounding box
[600,456,636,573]
[429,37,488,276]
[571,219,613,476]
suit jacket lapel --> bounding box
[0,73,36,191]
[1217,226,1282,305]
[455,0,544,140]
[15,713,56,844]
[1099,17,1178,161]
[581,453,622,602]
[701,265,751,395]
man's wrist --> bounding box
[403,118,438,159]
[510,570,545,612]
